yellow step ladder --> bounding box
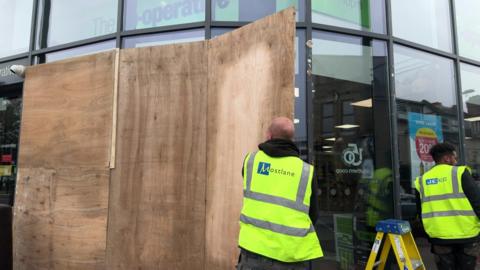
[365,219,425,270]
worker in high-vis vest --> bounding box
[236,117,323,270]
[414,142,480,270]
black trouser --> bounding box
[431,242,480,270]
[236,249,309,270]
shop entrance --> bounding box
[310,32,394,269]
[0,83,22,206]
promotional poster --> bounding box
[408,112,443,186]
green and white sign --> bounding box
[213,0,297,21]
[313,0,370,29]
[134,0,205,29]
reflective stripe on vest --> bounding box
[242,151,311,235]
[418,166,475,219]
[240,214,315,237]
[244,151,310,214]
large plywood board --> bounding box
[106,42,208,269]
[18,52,115,169]
[206,8,296,270]
[13,52,115,270]
[13,8,295,270]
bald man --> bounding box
[236,117,323,270]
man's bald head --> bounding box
[266,117,295,141]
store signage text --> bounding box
[0,66,13,78]
[138,0,230,27]
[0,59,29,85]
[342,143,363,167]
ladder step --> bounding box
[373,261,382,267]
[411,259,423,269]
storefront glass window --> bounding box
[123,29,204,48]
[294,29,307,159]
[311,31,392,269]
[312,0,386,34]
[45,40,116,63]
[0,1,33,58]
[391,0,452,52]
[212,0,304,22]
[461,63,480,180]
[394,45,458,218]
[38,0,117,48]
[455,0,480,62]
[0,94,22,205]
[124,0,205,30]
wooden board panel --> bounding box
[18,52,115,168]
[13,167,110,270]
[206,8,296,270]
[13,51,115,270]
[106,42,207,269]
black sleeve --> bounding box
[309,172,319,224]
[461,170,480,218]
[241,154,248,177]
[415,189,421,218]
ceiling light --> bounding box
[465,116,480,122]
[466,137,472,140]
[335,124,360,129]
[325,137,336,141]
[322,146,333,149]
[351,98,372,108]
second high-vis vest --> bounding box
[238,150,323,262]
[415,164,480,240]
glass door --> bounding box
[311,32,392,269]
[0,85,22,205]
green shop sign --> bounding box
[135,0,205,28]
[213,0,297,21]
[134,0,297,28]
[313,0,370,29]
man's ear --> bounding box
[265,131,272,140]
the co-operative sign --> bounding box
[135,0,230,28]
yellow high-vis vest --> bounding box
[238,150,323,262]
[415,164,480,240]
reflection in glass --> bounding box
[123,29,204,48]
[212,0,304,22]
[124,0,205,30]
[0,95,22,205]
[312,32,391,269]
[45,40,116,63]
[391,0,452,52]
[461,63,480,181]
[38,0,117,47]
[312,0,385,33]
[455,0,480,62]
[394,45,458,219]
[294,30,307,159]
[0,1,33,58]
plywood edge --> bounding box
[25,50,117,75]
[120,40,207,54]
[110,48,120,169]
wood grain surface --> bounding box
[18,52,115,169]
[13,51,115,270]
[106,42,208,270]
[206,8,296,270]
[13,8,295,270]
